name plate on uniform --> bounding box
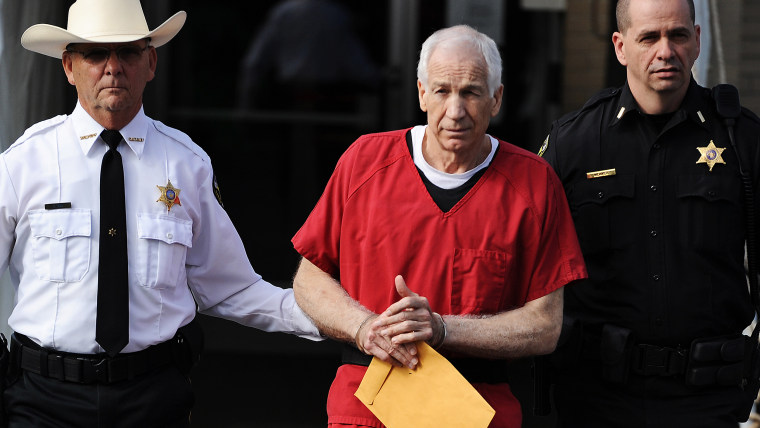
[586,168,616,179]
[45,202,72,210]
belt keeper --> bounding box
[50,353,65,381]
[64,357,83,382]
[171,334,183,365]
[39,347,48,377]
[92,359,107,383]
[131,352,147,379]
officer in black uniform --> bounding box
[540,0,760,426]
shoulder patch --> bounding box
[212,174,224,208]
[582,87,619,109]
[8,115,68,150]
[538,134,549,157]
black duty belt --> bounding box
[631,343,688,377]
[12,322,197,385]
[341,344,509,384]
[580,330,689,377]
[574,323,748,386]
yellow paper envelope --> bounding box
[354,342,495,428]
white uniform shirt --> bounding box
[0,103,320,353]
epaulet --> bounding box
[580,87,620,110]
[153,120,210,163]
[8,115,67,150]
[556,87,620,126]
[740,106,760,125]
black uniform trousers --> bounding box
[554,361,745,428]
[4,364,193,428]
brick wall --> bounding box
[562,0,611,112]
[740,0,760,113]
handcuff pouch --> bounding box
[600,324,635,384]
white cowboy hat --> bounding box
[21,0,186,59]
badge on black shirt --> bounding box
[696,140,726,172]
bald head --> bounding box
[616,0,695,33]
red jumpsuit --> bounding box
[293,128,586,427]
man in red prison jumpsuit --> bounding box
[292,25,587,428]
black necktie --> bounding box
[96,129,129,356]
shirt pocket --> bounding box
[136,213,193,289]
[569,173,636,254]
[28,209,92,282]
[676,174,742,251]
[451,249,506,314]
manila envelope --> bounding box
[354,342,495,428]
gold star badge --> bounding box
[696,140,726,172]
[157,180,181,212]
[108,228,117,237]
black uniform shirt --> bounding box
[542,78,760,346]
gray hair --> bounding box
[417,25,502,96]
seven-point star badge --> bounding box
[696,140,726,172]
[157,180,181,212]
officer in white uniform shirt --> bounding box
[0,0,321,426]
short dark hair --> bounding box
[616,0,695,33]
